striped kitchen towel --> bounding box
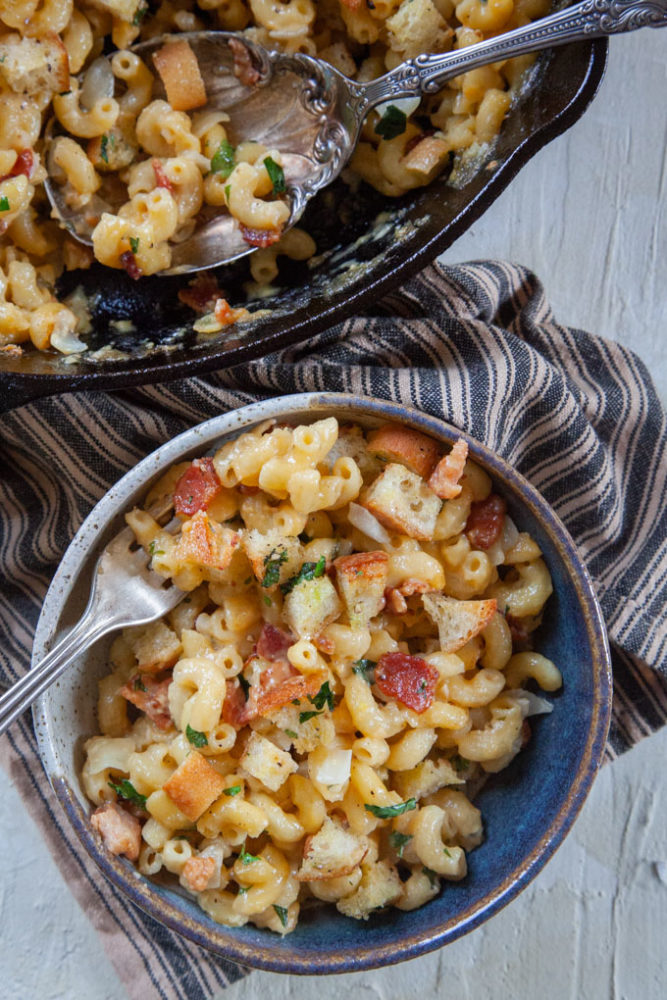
[0,260,665,1000]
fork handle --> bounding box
[353,0,667,114]
[0,613,111,737]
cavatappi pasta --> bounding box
[83,418,562,933]
[0,0,549,355]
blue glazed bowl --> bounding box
[33,393,612,973]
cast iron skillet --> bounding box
[0,40,607,413]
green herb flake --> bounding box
[237,886,248,896]
[224,184,231,202]
[186,724,208,748]
[308,680,334,712]
[263,156,286,195]
[284,729,298,739]
[133,1,148,25]
[423,866,439,888]
[443,847,453,858]
[223,785,242,797]
[262,547,288,588]
[451,754,469,774]
[299,709,322,725]
[239,844,259,864]
[210,139,236,179]
[133,677,147,692]
[0,196,10,212]
[148,539,164,557]
[280,555,327,595]
[374,105,407,141]
[263,594,272,607]
[352,658,377,682]
[273,904,289,928]
[107,778,147,809]
[389,831,412,858]
[100,134,110,164]
[238,674,251,701]
[129,236,140,255]
[364,798,417,819]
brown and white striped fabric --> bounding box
[1,261,665,1000]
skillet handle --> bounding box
[0,377,57,414]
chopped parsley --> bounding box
[0,196,10,212]
[389,831,412,858]
[273,904,289,928]
[280,555,326,595]
[224,184,231,202]
[443,847,453,859]
[210,139,236,179]
[237,886,248,896]
[423,866,439,888]
[352,658,377,682]
[263,594,272,607]
[148,539,164,557]
[133,1,149,25]
[308,680,334,712]
[129,236,140,254]
[263,156,286,195]
[133,677,146,692]
[238,674,250,701]
[298,709,322,725]
[375,105,407,141]
[107,778,147,809]
[100,134,110,163]
[262,547,288,587]
[239,844,259,864]
[186,724,208,748]
[451,754,470,774]
[364,798,417,819]
[223,784,241,797]
[284,729,298,739]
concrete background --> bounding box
[1,26,666,999]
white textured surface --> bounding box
[1,27,666,999]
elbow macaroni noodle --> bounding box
[0,0,547,354]
[82,417,562,934]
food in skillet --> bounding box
[82,418,562,934]
[0,0,548,355]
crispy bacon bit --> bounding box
[176,510,239,568]
[314,633,335,655]
[398,578,431,598]
[428,439,469,500]
[174,457,222,517]
[239,223,282,249]
[0,148,34,181]
[120,673,173,730]
[178,274,222,313]
[182,856,216,892]
[91,801,141,860]
[213,297,248,326]
[256,623,293,661]
[120,249,142,280]
[256,671,324,718]
[385,587,407,615]
[465,493,507,550]
[238,484,259,495]
[152,158,173,193]
[222,679,254,728]
[228,36,261,87]
[375,652,439,714]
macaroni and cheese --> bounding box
[82,418,562,933]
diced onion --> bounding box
[310,748,352,787]
[502,516,519,552]
[80,56,115,111]
[348,502,391,544]
[506,689,554,718]
[376,96,421,121]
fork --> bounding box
[0,520,184,737]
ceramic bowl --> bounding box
[33,393,612,973]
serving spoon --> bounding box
[45,0,667,275]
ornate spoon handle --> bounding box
[352,0,667,115]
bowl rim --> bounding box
[33,392,612,973]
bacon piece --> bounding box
[398,578,431,598]
[238,484,259,495]
[152,158,174,193]
[385,587,407,615]
[176,510,239,568]
[120,673,173,730]
[213,297,248,326]
[256,671,324,718]
[256,622,293,662]
[182,856,216,892]
[120,249,142,280]
[239,223,282,249]
[375,652,439,714]
[465,493,507,550]
[0,148,34,181]
[178,274,222,314]
[91,801,141,860]
[228,37,261,87]
[222,678,254,728]
[173,457,222,517]
[428,439,469,500]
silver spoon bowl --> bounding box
[45,0,667,275]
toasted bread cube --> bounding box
[163,751,226,821]
[175,511,239,569]
[422,593,497,653]
[367,424,441,479]
[428,439,469,500]
[392,758,465,802]
[153,40,207,111]
[283,576,341,640]
[0,33,69,95]
[334,550,388,626]
[242,529,302,588]
[336,860,402,920]
[297,817,368,881]
[240,732,298,791]
[325,424,384,483]
[361,464,442,541]
[126,620,182,674]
